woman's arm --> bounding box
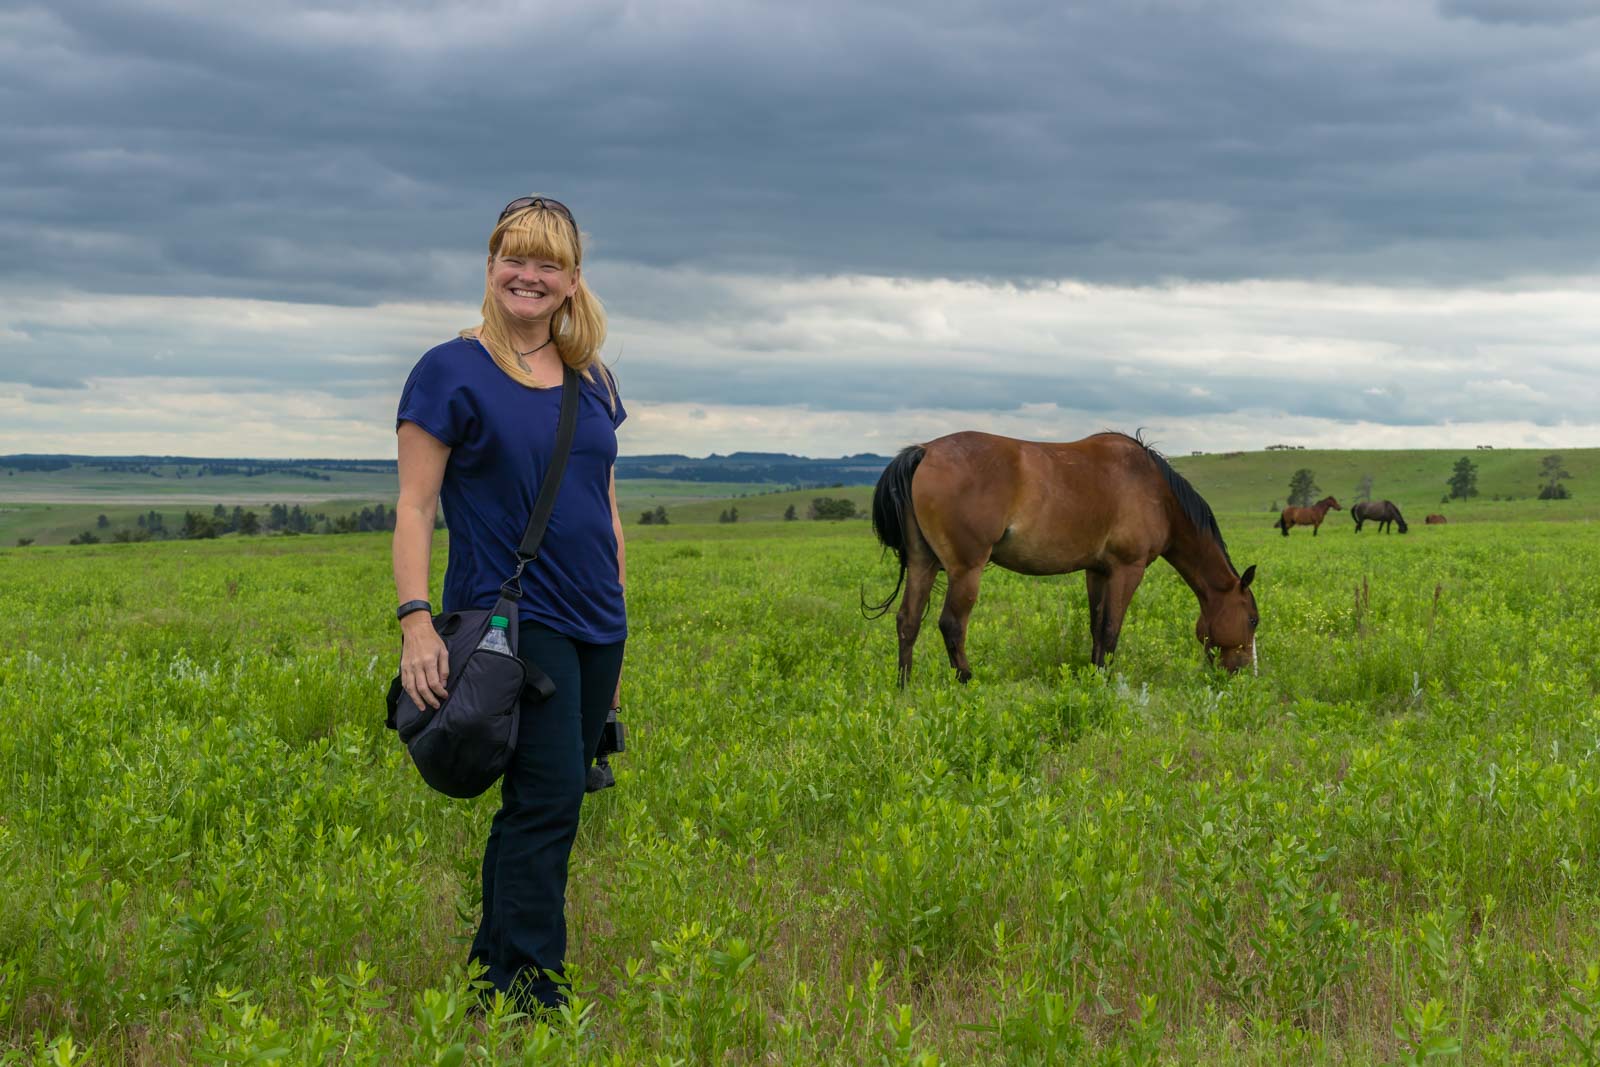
[610,467,626,590]
[394,422,452,709]
[610,467,625,706]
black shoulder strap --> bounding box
[518,364,581,561]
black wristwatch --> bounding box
[396,599,432,621]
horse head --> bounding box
[1318,496,1342,511]
[1197,564,1259,673]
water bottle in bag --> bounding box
[477,615,513,655]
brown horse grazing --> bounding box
[1425,513,1448,525]
[1275,496,1341,536]
[864,431,1259,685]
[1351,499,1408,534]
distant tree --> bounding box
[1538,453,1571,500]
[69,530,101,545]
[15,537,34,547]
[651,505,668,525]
[1287,469,1319,507]
[239,510,261,536]
[638,509,655,525]
[96,513,109,529]
[111,528,151,543]
[181,511,218,540]
[1448,457,1479,500]
[809,497,858,520]
[1354,474,1374,504]
[718,506,739,524]
[783,504,797,521]
[231,505,246,532]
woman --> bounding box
[392,196,627,1012]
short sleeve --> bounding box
[397,346,475,447]
[602,366,627,430]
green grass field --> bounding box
[8,446,1598,547]
[4,506,1600,1063]
[0,475,787,547]
[1166,446,1600,520]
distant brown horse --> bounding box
[1351,499,1408,534]
[864,431,1259,684]
[1275,496,1341,536]
[1425,514,1448,525]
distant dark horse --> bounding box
[1351,500,1408,533]
[1275,496,1341,536]
[864,431,1258,684]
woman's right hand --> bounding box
[400,615,450,711]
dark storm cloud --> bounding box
[7,0,1600,309]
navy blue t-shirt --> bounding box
[397,336,627,644]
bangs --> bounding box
[493,210,581,269]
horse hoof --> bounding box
[956,669,972,684]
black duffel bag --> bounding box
[384,594,557,798]
[385,365,578,799]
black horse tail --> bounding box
[861,445,925,620]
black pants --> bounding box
[470,620,625,1009]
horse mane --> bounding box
[1096,431,1235,574]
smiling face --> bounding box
[484,205,584,329]
[487,252,579,325]
[1197,564,1259,673]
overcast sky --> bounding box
[4,0,1599,458]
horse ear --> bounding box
[1239,564,1256,590]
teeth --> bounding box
[511,289,545,297]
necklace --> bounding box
[514,336,554,375]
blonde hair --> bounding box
[465,204,615,408]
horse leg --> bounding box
[937,563,985,684]
[1313,521,1319,536]
[1097,564,1147,666]
[1086,570,1109,666]
[895,558,938,686]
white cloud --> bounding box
[6,267,1600,457]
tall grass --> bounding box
[3,519,1599,1062]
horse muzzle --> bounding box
[1205,639,1257,675]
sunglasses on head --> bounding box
[498,196,576,227]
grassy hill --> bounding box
[1168,446,1600,522]
[631,447,1600,528]
[640,484,876,526]
[5,447,1597,546]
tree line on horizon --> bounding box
[22,502,445,548]
[1278,453,1574,510]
